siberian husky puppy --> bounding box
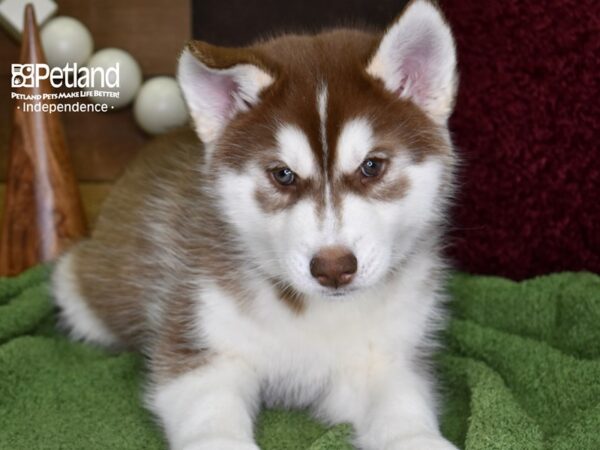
[52,1,459,448]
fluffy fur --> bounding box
[52,1,459,449]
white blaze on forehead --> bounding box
[336,118,374,174]
[317,84,338,236]
[276,125,316,178]
[317,84,328,176]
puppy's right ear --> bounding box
[177,42,275,144]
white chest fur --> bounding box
[195,251,441,410]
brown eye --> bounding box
[271,167,296,186]
[360,158,384,178]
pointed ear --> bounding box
[367,0,458,124]
[177,41,275,144]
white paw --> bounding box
[385,434,458,450]
[181,438,260,450]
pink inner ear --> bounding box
[201,70,239,121]
[394,33,436,103]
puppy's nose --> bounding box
[310,246,357,288]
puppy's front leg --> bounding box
[149,357,260,450]
[321,362,457,450]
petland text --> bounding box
[11,63,120,89]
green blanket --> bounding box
[1,266,599,449]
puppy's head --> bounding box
[178,0,457,299]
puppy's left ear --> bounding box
[367,0,458,124]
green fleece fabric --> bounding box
[1,266,599,449]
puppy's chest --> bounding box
[199,283,404,380]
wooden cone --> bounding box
[0,5,88,276]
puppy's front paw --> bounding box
[385,434,458,450]
[182,438,260,450]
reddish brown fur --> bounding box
[272,281,306,314]
[70,130,246,380]
[192,29,448,217]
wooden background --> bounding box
[1,0,191,182]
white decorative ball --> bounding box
[86,48,142,109]
[41,16,94,68]
[133,77,189,135]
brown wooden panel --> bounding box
[1,182,113,226]
[55,0,191,75]
[0,77,13,179]
[63,103,148,180]
[0,35,19,75]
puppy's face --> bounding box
[179,0,457,298]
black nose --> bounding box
[310,246,357,288]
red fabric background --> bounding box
[441,1,600,279]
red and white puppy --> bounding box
[53,1,459,449]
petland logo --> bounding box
[11,62,121,113]
[11,63,119,89]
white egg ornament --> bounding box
[86,48,142,109]
[134,77,189,135]
[40,16,93,68]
